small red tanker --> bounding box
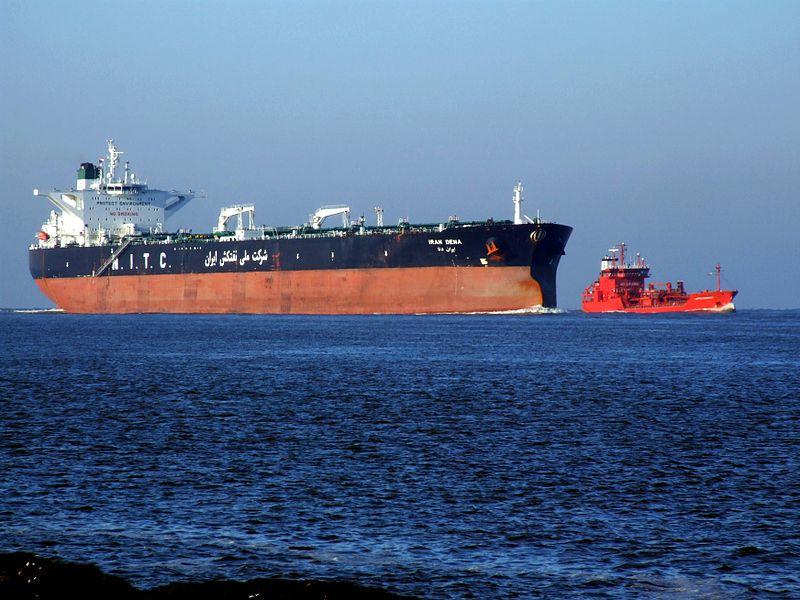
[582,243,737,313]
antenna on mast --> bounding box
[105,139,123,183]
[608,246,619,268]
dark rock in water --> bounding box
[731,545,763,558]
[0,553,422,599]
[0,552,138,599]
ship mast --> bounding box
[608,246,619,268]
[105,139,123,184]
[513,181,523,225]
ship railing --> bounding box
[69,218,526,251]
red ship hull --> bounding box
[34,266,544,314]
[582,289,737,313]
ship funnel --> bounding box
[76,162,99,191]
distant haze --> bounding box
[2,0,798,309]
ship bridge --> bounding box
[34,139,196,247]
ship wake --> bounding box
[462,305,568,316]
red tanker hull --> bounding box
[582,289,737,313]
[34,266,544,314]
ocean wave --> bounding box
[1,308,64,314]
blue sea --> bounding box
[1,309,798,598]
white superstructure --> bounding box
[34,139,195,247]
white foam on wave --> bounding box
[703,302,736,313]
[7,308,64,314]
[460,305,569,316]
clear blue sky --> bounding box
[2,0,798,309]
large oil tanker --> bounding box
[29,140,572,314]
